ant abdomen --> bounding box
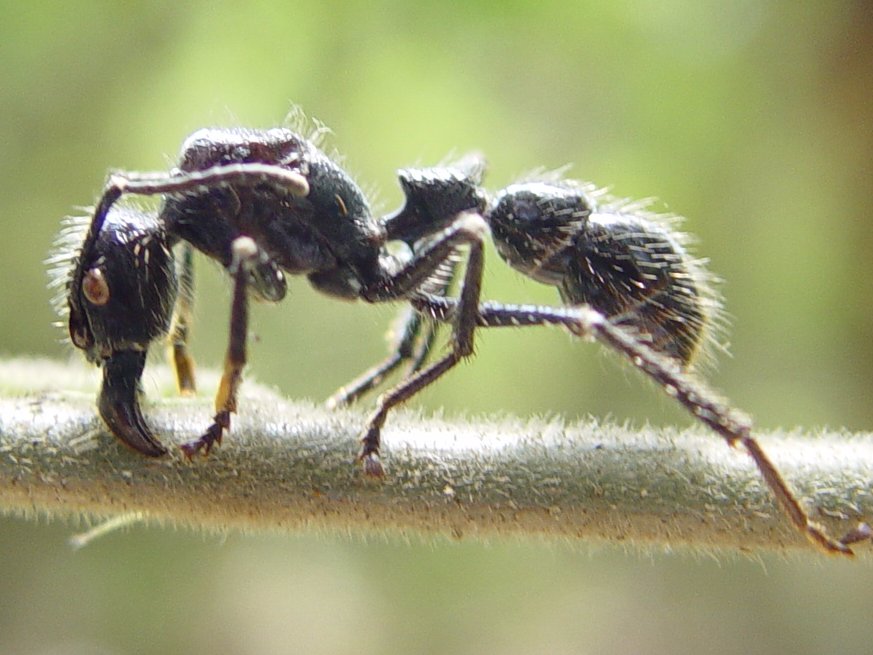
[486,181,716,366]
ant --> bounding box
[50,118,863,555]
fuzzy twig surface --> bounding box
[1,358,871,557]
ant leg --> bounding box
[109,163,310,199]
[412,295,857,556]
[326,307,433,408]
[404,312,441,376]
[574,308,856,555]
[403,253,461,376]
[180,237,262,457]
[168,243,197,394]
[357,218,486,476]
[326,254,459,408]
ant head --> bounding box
[485,181,595,282]
[51,204,177,457]
[62,205,177,362]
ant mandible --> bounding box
[51,117,862,555]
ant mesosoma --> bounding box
[51,121,862,555]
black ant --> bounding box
[50,119,862,555]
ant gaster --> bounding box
[51,119,862,555]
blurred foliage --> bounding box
[1,1,872,654]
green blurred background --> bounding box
[2,1,872,653]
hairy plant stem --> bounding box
[1,358,871,557]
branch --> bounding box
[1,358,870,557]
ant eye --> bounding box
[82,267,110,305]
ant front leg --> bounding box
[168,243,197,394]
[357,215,487,476]
[77,162,309,269]
[411,295,860,556]
[180,236,264,457]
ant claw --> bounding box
[360,453,385,478]
[358,423,386,478]
[181,419,225,458]
[839,522,872,548]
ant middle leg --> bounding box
[356,216,486,476]
[326,308,438,408]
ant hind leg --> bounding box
[410,295,860,555]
